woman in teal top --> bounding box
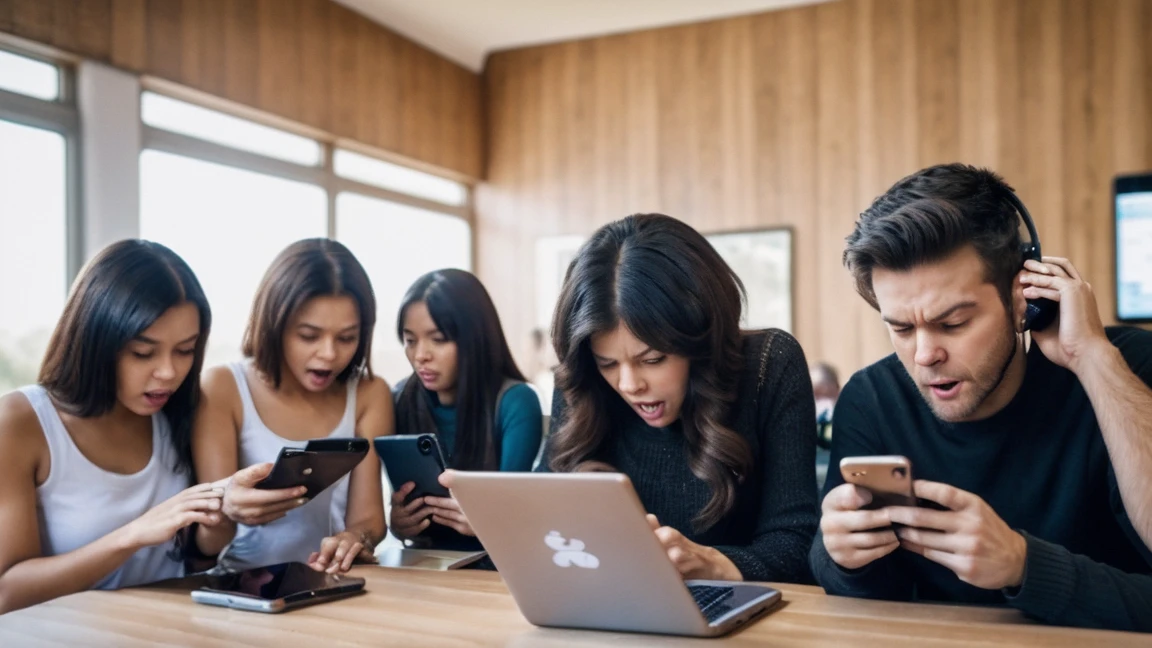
[390,269,542,550]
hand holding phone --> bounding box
[374,434,449,500]
[221,462,308,527]
[256,437,369,500]
[376,434,449,540]
[818,455,913,570]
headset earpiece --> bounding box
[1005,192,1058,332]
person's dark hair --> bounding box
[844,163,1023,311]
[38,239,211,474]
[242,238,376,388]
[395,269,526,471]
[549,213,751,531]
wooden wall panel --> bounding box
[0,0,483,179]
[478,0,1152,377]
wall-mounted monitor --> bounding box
[1116,173,1152,323]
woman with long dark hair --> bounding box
[0,240,222,613]
[542,214,817,583]
[193,239,389,574]
[389,269,543,549]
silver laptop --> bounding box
[449,471,782,637]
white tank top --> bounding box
[22,385,189,589]
[218,362,357,571]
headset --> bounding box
[1001,191,1058,332]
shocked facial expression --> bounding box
[117,301,200,416]
[402,301,460,405]
[589,324,691,429]
[281,295,361,392]
[872,245,1023,422]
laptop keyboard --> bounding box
[688,584,736,623]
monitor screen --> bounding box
[1116,174,1152,322]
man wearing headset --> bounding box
[811,163,1152,632]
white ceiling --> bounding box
[332,0,832,72]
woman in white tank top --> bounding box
[194,239,391,574]
[0,240,223,614]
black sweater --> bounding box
[542,329,818,584]
[811,326,1152,632]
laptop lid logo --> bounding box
[545,531,600,569]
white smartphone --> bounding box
[191,562,365,613]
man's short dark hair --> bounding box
[843,163,1023,311]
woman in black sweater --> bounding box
[539,214,817,584]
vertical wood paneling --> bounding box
[10,0,52,44]
[0,0,483,179]
[256,0,300,125]
[915,0,959,167]
[815,0,864,373]
[656,26,698,219]
[592,35,626,221]
[958,0,998,167]
[751,12,782,231]
[296,0,329,131]
[0,1,12,34]
[478,0,1152,377]
[68,0,112,59]
[777,8,818,352]
[221,0,258,108]
[144,0,182,82]
[1019,0,1065,258]
[109,0,145,70]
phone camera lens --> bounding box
[418,438,433,454]
[892,467,907,479]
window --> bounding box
[335,149,468,207]
[139,151,327,367]
[0,49,60,100]
[0,122,68,392]
[138,91,472,376]
[141,92,322,166]
[0,49,74,392]
[336,193,472,382]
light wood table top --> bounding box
[0,567,1146,647]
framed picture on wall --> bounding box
[534,235,586,330]
[705,227,793,333]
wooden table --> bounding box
[0,567,1146,647]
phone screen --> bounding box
[202,562,349,600]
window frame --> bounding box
[137,81,474,246]
[0,42,82,284]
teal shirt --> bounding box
[429,383,543,471]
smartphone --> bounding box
[374,434,450,501]
[255,437,369,499]
[839,455,916,508]
[191,562,365,613]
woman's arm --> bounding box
[307,377,389,573]
[0,393,221,613]
[191,366,244,558]
[424,383,546,536]
[712,331,819,584]
[497,384,544,471]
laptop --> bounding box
[449,471,782,637]
[375,546,487,571]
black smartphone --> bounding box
[191,562,365,613]
[374,434,450,501]
[305,438,370,454]
[255,437,369,499]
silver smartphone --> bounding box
[191,562,366,613]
